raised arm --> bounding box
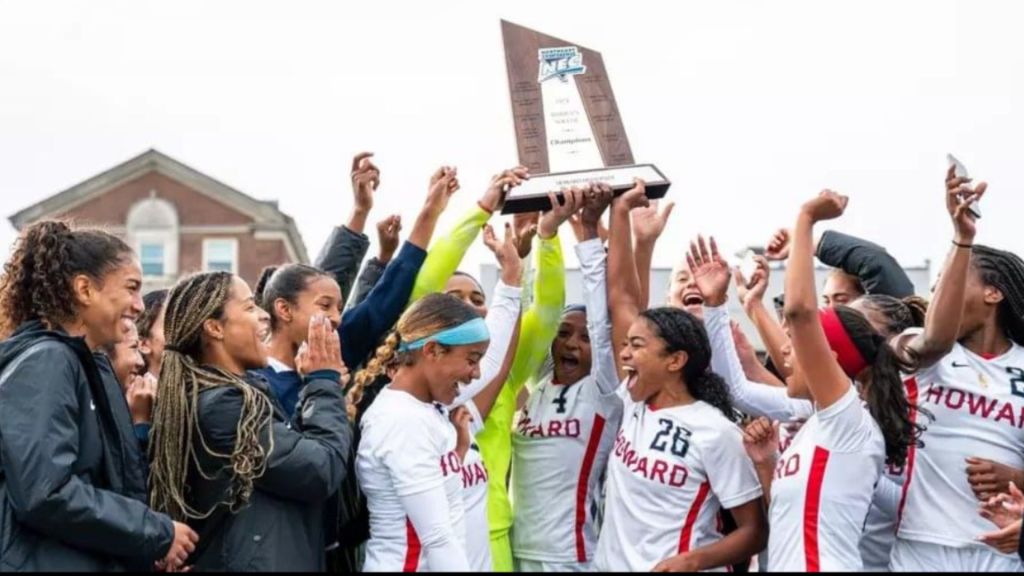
[575,184,619,395]
[608,181,651,377]
[735,256,793,380]
[408,167,528,304]
[816,230,915,298]
[783,190,854,409]
[316,153,380,299]
[406,166,461,251]
[346,215,401,310]
[632,200,676,309]
[894,166,986,370]
[451,223,524,418]
[689,235,813,419]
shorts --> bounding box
[890,538,1023,572]
[516,558,594,572]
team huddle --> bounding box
[1,152,1022,573]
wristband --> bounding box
[952,240,973,249]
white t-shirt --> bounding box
[897,341,1024,552]
[510,373,621,563]
[357,388,467,572]
[594,389,763,572]
[462,401,492,572]
[768,386,885,572]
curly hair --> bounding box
[0,220,133,337]
[640,307,737,422]
[348,293,479,421]
[149,272,275,521]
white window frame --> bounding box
[139,241,166,278]
[203,238,239,274]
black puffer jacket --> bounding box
[0,321,174,572]
[185,372,351,572]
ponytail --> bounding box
[833,305,927,467]
[348,332,400,421]
[253,264,330,332]
[254,265,278,309]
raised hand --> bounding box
[945,164,986,243]
[734,255,770,311]
[351,152,380,213]
[126,372,158,425]
[484,223,523,287]
[376,215,402,264]
[295,314,346,378]
[632,199,675,246]
[480,167,530,214]
[764,228,791,261]
[977,482,1023,554]
[538,187,586,240]
[614,179,650,212]
[576,182,615,243]
[686,235,731,308]
[425,166,461,217]
[800,189,848,223]
[511,212,539,259]
[743,417,780,466]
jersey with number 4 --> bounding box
[897,341,1024,552]
[511,374,621,563]
[594,390,762,572]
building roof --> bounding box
[8,148,309,263]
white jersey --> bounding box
[595,389,762,572]
[357,388,466,572]
[897,342,1024,555]
[510,373,620,563]
[768,386,885,572]
[462,401,492,572]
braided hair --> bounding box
[833,305,926,467]
[149,272,275,521]
[972,245,1024,344]
[640,307,737,422]
[348,293,480,421]
[0,220,133,338]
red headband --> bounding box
[819,307,869,378]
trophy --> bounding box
[500,20,670,214]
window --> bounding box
[140,243,165,277]
[204,239,238,273]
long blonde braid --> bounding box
[149,272,275,521]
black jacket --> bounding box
[315,225,370,305]
[0,321,174,572]
[186,372,351,572]
[816,230,915,298]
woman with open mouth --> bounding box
[355,293,492,572]
[595,182,768,573]
[509,185,624,572]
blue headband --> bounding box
[398,317,490,352]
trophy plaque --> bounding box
[500,20,670,214]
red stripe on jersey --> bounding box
[678,481,711,553]
[575,414,607,562]
[896,377,919,530]
[404,518,421,572]
[804,447,830,572]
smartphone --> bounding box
[947,153,982,219]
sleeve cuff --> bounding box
[396,241,428,265]
[340,225,371,244]
[574,237,605,261]
[492,281,523,302]
[702,303,729,320]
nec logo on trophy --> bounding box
[500,20,670,213]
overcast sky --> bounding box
[1,0,1022,282]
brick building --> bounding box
[9,149,309,291]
